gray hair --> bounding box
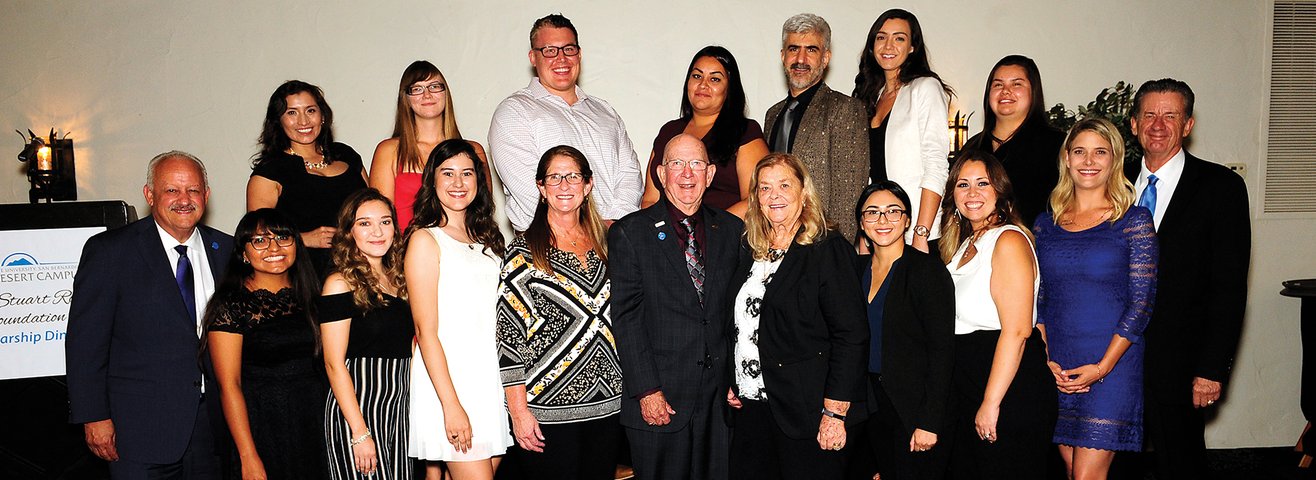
[145,150,208,187]
[781,13,832,52]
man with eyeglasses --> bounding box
[67,151,234,478]
[489,13,642,232]
[611,134,742,479]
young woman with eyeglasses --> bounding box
[369,61,489,231]
[204,208,329,479]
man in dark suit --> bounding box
[764,13,869,239]
[67,151,233,479]
[610,134,743,480]
[1123,79,1251,479]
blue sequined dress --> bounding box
[1034,207,1157,451]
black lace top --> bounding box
[209,287,321,379]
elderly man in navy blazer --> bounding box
[67,151,233,478]
[611,134,743,480]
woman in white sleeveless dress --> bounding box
[404,139,511,480]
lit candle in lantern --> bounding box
[37,145,53,171]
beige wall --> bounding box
[1,0,1304,447]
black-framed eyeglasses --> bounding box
[248,234,295,250]
[532,44,581,58]
[406,82,447,96]
[861,208,906,223]
[542,172,586,186]
[663,159,709,171]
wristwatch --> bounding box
[913,225,930,238]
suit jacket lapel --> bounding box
[763,240,806,302]
[136,219,194,325]
[645,203,696,298]
[794,83,832,152]
[200,227,226,282]
[1158,152,1201,234]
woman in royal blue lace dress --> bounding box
[1033,117,1157,480]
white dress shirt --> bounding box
[1134,148,1187,230]
[154,223,216,338]
[488,78,642,230]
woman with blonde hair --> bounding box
[1034,117,1157,479]
[370,60,488,231]
[320,188,413,479]
[727,153,868,479]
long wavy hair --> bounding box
[744,153,828,260]
[253,80,337,166]
[852,8,953,118]
[408,139,505,258]
[678,46,749,167]
[331,189,408,311]
[938,151,1030,262]
[524,145,608,275]
[968,55,1050,152]
[202,208,322,353]
[391,61,463,175]
[1048,117,1135,224]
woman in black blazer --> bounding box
[850,181,955,480]
[726,153,869,480]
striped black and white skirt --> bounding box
[324,356,411,480]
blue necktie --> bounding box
[174,245,196,321]
[1137,174,1159,216]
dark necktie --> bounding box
[772,99,799,153]
[680,217,705,304]
[1138,174,1159,216]
[174,245,196,321]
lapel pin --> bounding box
[654,220,666,228]
[211,241,219,250]
[658,232,667,241]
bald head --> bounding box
[658,134,715,215]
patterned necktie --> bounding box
[772,99,799,153]
[680,217,705,304]
[1137,174,1159,216]
[174,245,196,321]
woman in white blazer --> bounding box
[853,8,952,254]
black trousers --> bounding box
[849,375,948,480]
[626,386,730,480]
[730,399,845,480]
[508,414,621,480]
[108,395,220,480]
[1144,399,1207,479]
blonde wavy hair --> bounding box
[331,189,408,311]
[744,153,828,260]
[1048,117,1136,224]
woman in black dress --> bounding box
[851,181,955,480]
[247,80,369,277]
[962,55,1065,227]
[320,189,414,479]
[205,208,328,479]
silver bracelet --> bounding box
[350,429,372,446]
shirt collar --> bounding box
[1139,148,1187,184]
[663,198,702,226]
[788,81,825,107]
[154,220,203,252]
[528,77,589,104]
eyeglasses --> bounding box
[861,208,906,223]
[248,234,295,250]
[663,159,710,171]
[406,82,447,96]
[542,172,585,186]
[532,44,581,58]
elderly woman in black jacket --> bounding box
[726,153,869,480]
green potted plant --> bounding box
[1047,81,1143,165]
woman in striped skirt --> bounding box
[320,188,415,479]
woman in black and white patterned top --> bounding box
[496,145,622,480]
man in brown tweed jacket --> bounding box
[764,13,870,240]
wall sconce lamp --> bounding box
[948,111,973,160]
[16,129,77,203]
